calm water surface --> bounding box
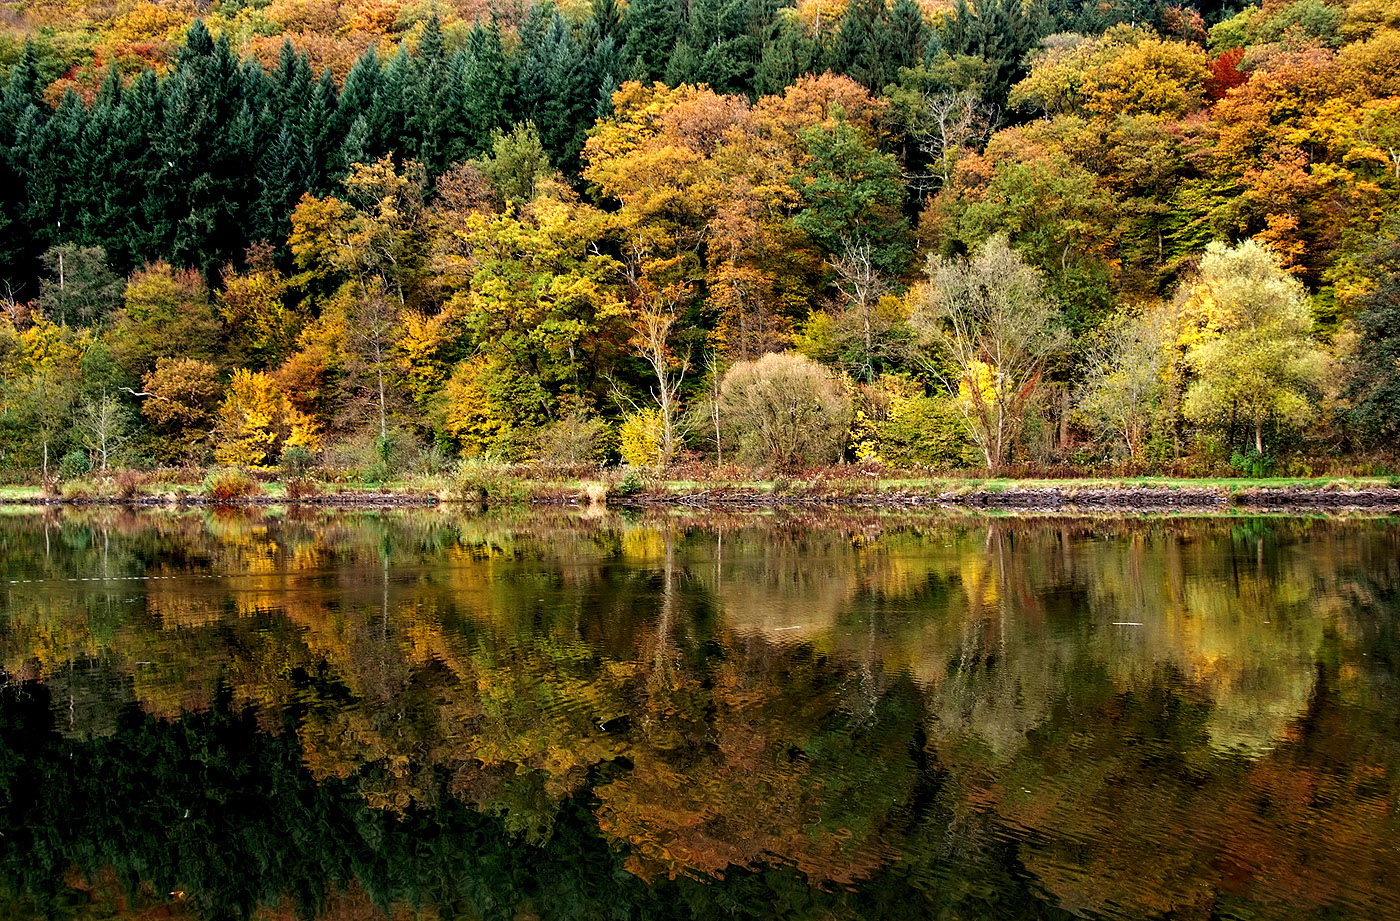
[1,507,1398,921]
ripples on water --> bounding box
[0,507,1398,921]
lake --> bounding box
[1,507,1398,920]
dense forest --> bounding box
[0,0,1397,479]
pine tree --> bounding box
[885,0,930,75]
[461,21,512,156]
[621,0,683,83]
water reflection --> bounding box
[1,507,1398,920]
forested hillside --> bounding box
[0,0,1397,479]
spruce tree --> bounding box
[620,0,683,83]
[461,21,512,156]
[885,0,931,74]
[833,0,892,91]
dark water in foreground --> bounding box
[1,507,1398,921]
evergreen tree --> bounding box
[334,47,382,172]
[461,21,512,156]
[756,12,819,96]
[514,6,597,172]
[886,0,931,75]
[369,46,414,160]
[832,0,892,91]
[621,0,683,82]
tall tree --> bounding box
[1180,239,1328,457]
[912,235,1068,469]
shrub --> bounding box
[452,456,512,504]
[58,450,91,480]
[280,444,317,478]
[612,468,646,497]
[619,408,664,467]
[1230,448,1274,477]
[203,467,260,502]
[719,353,853,470]
[876,392,980,468]
[408,443,452,477]
[537,413,612,468]
[285,476,319,499]
[113,469,145,501]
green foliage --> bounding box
[1181,240,1329,455]
[0,0,1393,476]
[536,413,613,467]
[36,245,123,326]
[279,444,317,478]
[1345,240,1400,447]
[793,119,911,276]
[1230,447,1274,477]
[56,449,89,479]
[875,390,980,467]
[473,123,554,206]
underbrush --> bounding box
[203,467,261,502]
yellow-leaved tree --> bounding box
[214,369,319,467]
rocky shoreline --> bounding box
[3,493,441,508]
[616,485,1400,511]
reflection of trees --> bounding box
[1,509,1399,920]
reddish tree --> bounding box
[1206,47,1248,100]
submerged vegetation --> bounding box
[1,0,1399,484]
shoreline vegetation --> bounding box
[4,468,1400,511]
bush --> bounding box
[536,413,612,468]
[113,469,145,501]
[452,456,513,504]
[1230,447,1274,477]
[203,467,260,502]
[285,476,319,499]
[719,353,852,470]
[60,480,93,502]
[619,408,664,467]
[408,443,452,477]
[280,444,316,478]
[612,468,646,497]
[876,392,980,468]
[58,450,91,480]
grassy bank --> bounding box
[3,468,1400,509]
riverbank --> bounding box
[4,474,1400,510]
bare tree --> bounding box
[911,92,998,192]
[76,392,132,471]
[629,286,691,466]
[618,227,697,468]
[830,238,892,383]
[911,236,1067,470]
